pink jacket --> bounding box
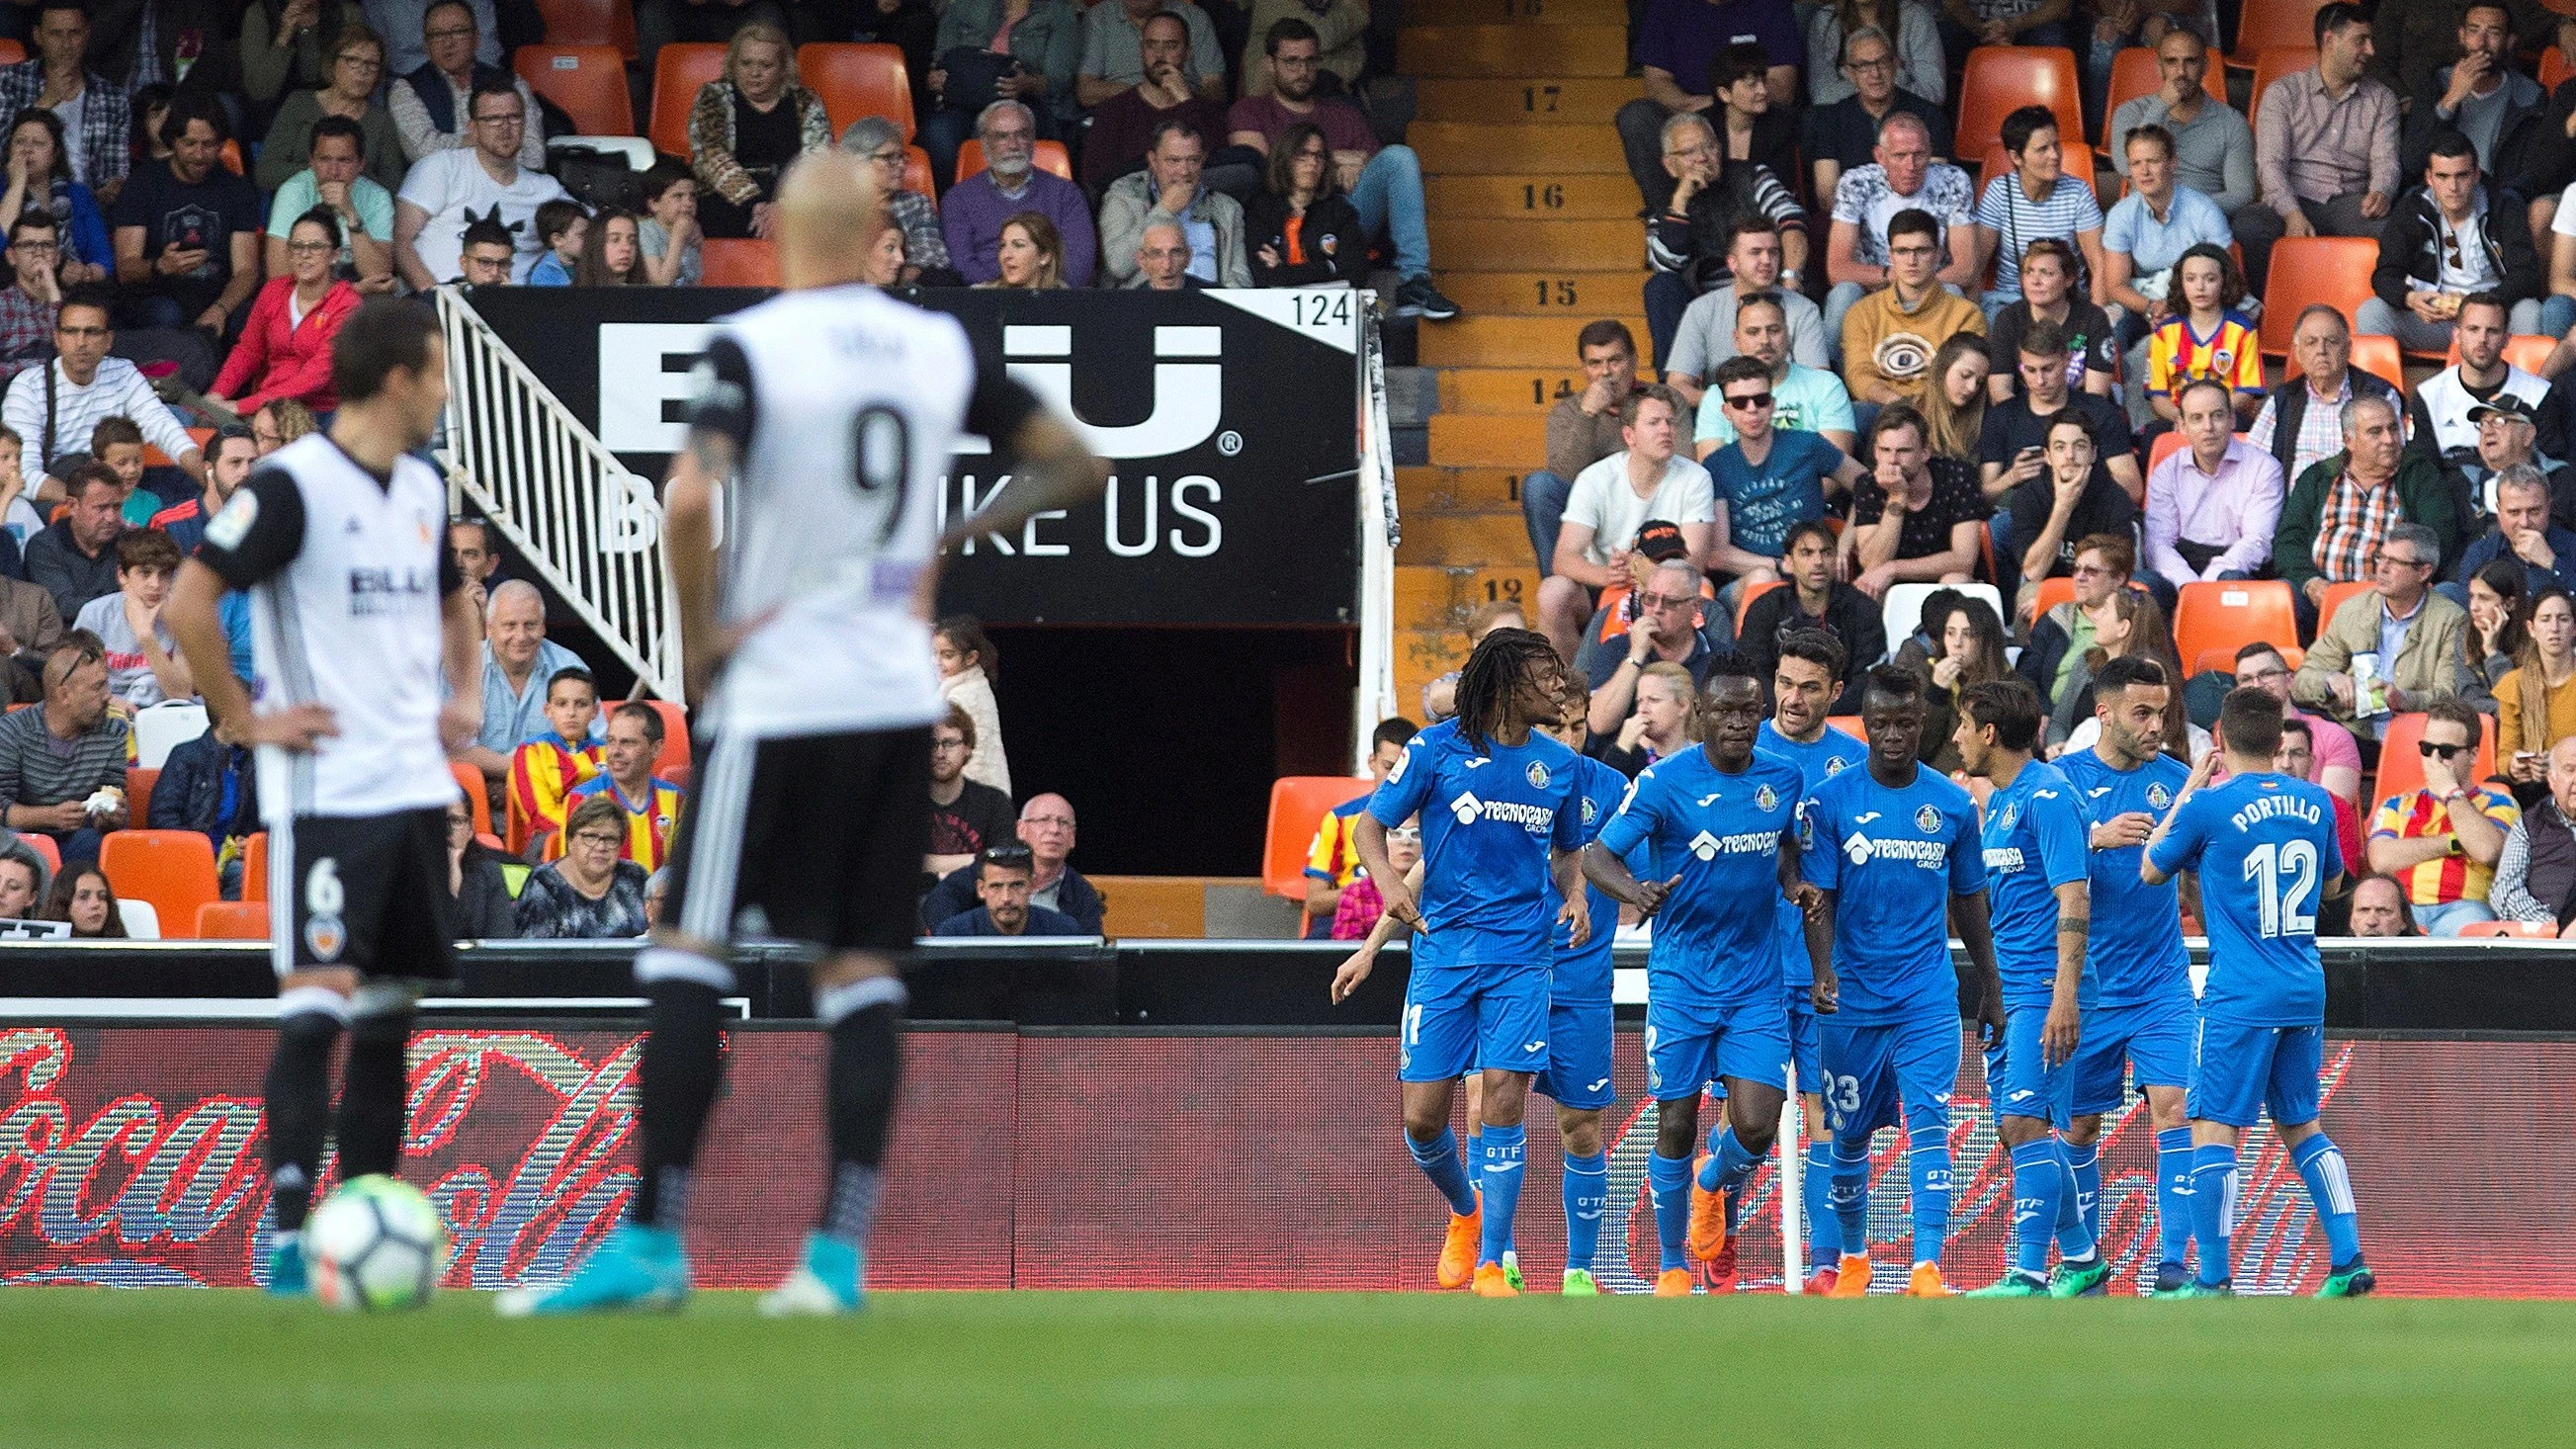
[213,276,361,414]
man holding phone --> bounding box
[1976,321,2141,510]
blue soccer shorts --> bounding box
[1645,991,1793,1101]
[1784,985,1823,1096]
[1534,999,1616,1110]
[1983,1001,2073,1130]
[2067,990,2196,1118]
[1399,961,1550,1084]
[2187,1016,2324,1130]
[1820,1010,1961,1140]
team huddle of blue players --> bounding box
[1336,624,2375,1299]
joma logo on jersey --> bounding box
[1448,794,1557,831]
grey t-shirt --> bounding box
[1667,286,1831,382]
[72,592,175,709]
[2106,94,2257,215]
[2454,84,2511,173]
[639,217,702,287]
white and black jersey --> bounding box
[686,282,1038,739]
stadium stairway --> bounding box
[1390,0,1646,712]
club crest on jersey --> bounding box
[2148,783,2173,810]
[205,489,258,550]
[1525,761,1551,789]
[1756,784,1777,811]
[1825,755,1847,775]
[1581,797,1598,825]
[1915,805,1941,833]
[1998,802,2018,832]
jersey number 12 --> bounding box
[2241,839,2319,938]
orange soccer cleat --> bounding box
[1687,1163,1730,1263]
[1827,1252,1873,1298]
[1654,1267,1695,1297]
[1905,1261,1953,1298]
[1437,1210,1482,1290]
[1471,1263,1519,1297]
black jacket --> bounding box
[2262,369,2399,482]
[919,861,1103,935]
[1243,192,1367,287]
[2370,177,2543,310]
[2401,65,2547,181]
[147,730,257,846]
[1736,582,1883,714]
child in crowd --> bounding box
[576,208,645,286]
[638,163,701,287]
[2142,242,2262,437]
[508,666,604,857]
[72,528,190,710]
[527,200,590,288]
[0,426,42,549]
[89,416,161,527]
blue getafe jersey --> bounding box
[1980,760,2093,1009]
[2146,772,2341,1028]
[1760,721,1867,987]
[1799,762,1986,1023]
[2057,746,2193,1007]
[1596,745,1807,1009]
[1547,752,1633,1004]
[1368,719,1587,973]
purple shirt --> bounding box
[939,168,1100,287]
[2142,436,2285,585]
[1226,93,1377,158]
[1637,0,1801,90]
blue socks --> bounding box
[1407,1128,1479,1218]
[1649,1150,1694,1271]
[2060,1139,2100,1253]
[2156,1127,2195,1270]
[2009,1140,2063,1278]
[2291,1132,2363,1268]
[1802,1139,1835,1276]
[1477,1124,1525,1267]
[1562,1151,1606,1272]
[1830,1139,1872,1256]
[1908,1124,1950,1266]
[2190,1142,2238,1286]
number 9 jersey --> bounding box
[685,285,1037,739]
[2146,773,2343,1027]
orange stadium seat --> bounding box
[20,831,56,876]
[2232,0,2332,64]
[2548,46,2574,91]
[1736,577,1782,632]
[452,760,492,837]
[799,43,914,140]
[2246,46,2315,129]
[2373,712,2497,807]
[2314,578,2374,639]
[2442,334,2558,374]
[243,831,269,902]
[197,901,270,940]
[643,698,692,786]
[1975,141,2097,206]
[2459,919,2556,938]
[904,144,935,202]
[2026,574,2076,624]
[701,237,782,286]
[1956,46,2083,161]
[538,0,639,58]
[2259,236,2376,357]
[956,138,1073,183]
[2102,45,2222,145]
[0,41,21,65]
[2175,580,2298,670]
[649,43,729,158]
[2193,643,2301,675]
[1262,776,1372,900]
[101,830,219,939]
[126,765,157,825]
[1825,715,1864,740]
[2349,334,2404,392]
[517,45,635,137]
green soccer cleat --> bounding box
[2315,1261,2376,1299]
[1964,1272,2049,1298]
[264,1236,308,1298]
[495,1224,691,1317]
[1502,1250,1523,1292]
[2168,1279,2234,1299]
[1561,1269,1600,1297]
[2048,1256,2113,1298]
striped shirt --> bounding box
[2371,785,2519,906]
[0,354,198,480]
[508,731,601,849]
[2253,67,2399,212]
[2311,468,2406,584]
[1975,172,2103,295]
[0,705,129,810]
[1304,794,1370,887]
[2146,309,2264,403]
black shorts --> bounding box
[269,809,459,980]
[659,725,931,955]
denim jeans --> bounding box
[2354,297,2544,352]
[1521,469,1572,574]
[2415,896,2497,937]
[1349,145,1430,279]
[2545,295,2576,340]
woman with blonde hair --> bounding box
[687,21,832,240]
[977,211,1064,290]
[1919,332,1990,463]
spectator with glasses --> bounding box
[2274,393,2472,637]
[920,792,1103,933]
[2295,521,2476,733]
[516,793,652,940]
[391,82,570,287]
[2233,641,2364,802]
[1331,813,1420,941]
[442,793,517,938]
[932,843,1085,937]
[836,121,949,284]
[925,702,1014,884]
[259,22,404,195]
[0,213,61,388]
[2365,695,2518,935]
[387,0,540,168]
[1578,557,1724,738]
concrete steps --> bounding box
[1427,216,1639,271]
[1417,312,1646,368]
[1423,172,1640,220]
[1396,507,1530,565]
[1439,366,1592,412]
[1416,75,1642,124]
[1411,122,1629,173]
[1398,465,1526,511]
[1406,0,1627,25]
[1426,410,1553,466]
[1429,268,1646,316]
[1396,24,1629,77]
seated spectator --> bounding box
[1692,293,1854,454]
[926,701,1014,881]
[208,209,362,423]
[2,110,107,285]
[1844,401,1985,598]
[2274,714,2368,875]
[1839,206,1984,413]
[1241,0,1368,99]
[388,1,538,169]
[2295,521,2475,731]
[2451,395,2566,528]
[526,200,583,286]
[2277,394,2474,634]
[934,615,1009,793]
[1331,812,1419,941]
[2019,531,2133,691]
[24,465,125,623]
[2491,734,2576,924]
[2498,586,2576,799]
[574,208,646,287]
[1083,10,1223,194]
[446,216,516,286]
[1245,121,1365,290]
[1665,216,1828,408]
[42,863,124,937]
[1971,106,2106,320]
[148,695,257,894]
[2457,462,2576,597]
[0,213,59,389]
[1702,354,1868,587]
[559,701,684,870]
[1522,321,1646,576]
[925,0,1082,189]
[859,215,909,288]
[1599,658,1699,776]
[942,102,1097,287]
[515,793,651,939]
[443,794,516,938]
[1578,558,1723,735]
[1100,119,1247,289]
[464,579,593,788]
[0,838,42,918]
[1980,320,2140,510]
[2233,3,2399,294]
[2408,295,2562,475]
[1737,518,1883,709]
[2467,555,2532,691]
[392,83,570,288]
[71,527,188,710]
[256,20,404,197]
[838,122,951,286]
[1984,238,2118,410]
[2038,585,2180,751]
[2397,4,2541,180]
[934,842,1084,936]
[2143,379,2283,586]
[1077,0,1227,110]
[0,633,129,863]
[0,2,129,208]
[2345,871,2418,935]
[2140,243,2262,432]
[1900,588,2010,773]
[1802,17,1946,166]
[2105,29,2255,215]
[1920,331,1989,461]
[1615,0,1801,213]
[2104,125,2234,387]
[2234,641,2365,800]
[252,397,317,454]
[918,793,1103,931]
[109,95,260,339]
[636,161,706,288]
[1647,118,1807,367]
[1301,715,1412,937]
[1128,220,1199,291]
[976,211,1068,290]
[685,24,829,241]
[0,536,61,701]
[2360,134,2543,352]
[507,665,603,856]
[89,416,168,527]
[1699,43,1803,201]
[1537,385,1714,662]
[2366,695,2517,933]
[2249,303,2401,490]
[1939,0,2069,59]
[264,117,394,295]
[1821,112,1975,349]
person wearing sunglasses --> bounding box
[2363,695,2520,935]
[2292,520,2479,732]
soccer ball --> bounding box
[305,1175,451,1312]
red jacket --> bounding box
[212,276,361,414]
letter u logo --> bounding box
[1003,325,1222,459]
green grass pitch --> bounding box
[7,1290,2575,1447]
